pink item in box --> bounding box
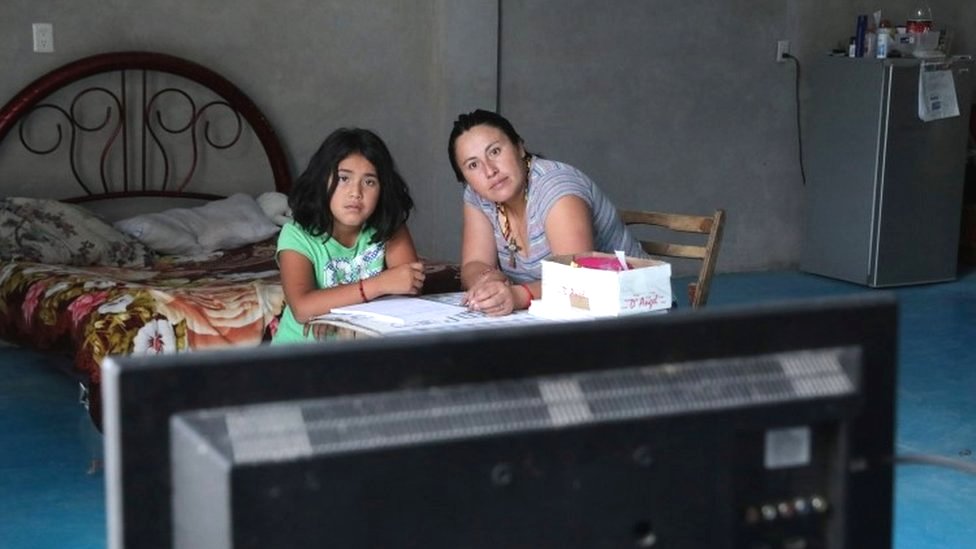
[572,256,631,271]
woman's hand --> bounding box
[375,261,425,296]
[463,278,516,316]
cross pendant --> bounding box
[506,239,520,268]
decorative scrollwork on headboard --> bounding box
[145,88,244,193]
[18,104,71,155]
[0,51,291,199]
[18,86,126,195]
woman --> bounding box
[449,109,646,316]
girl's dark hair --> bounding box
[447,109,526,183]
[289,128,413,243]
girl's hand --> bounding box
[462,279,515,316]
[379,261,425,296]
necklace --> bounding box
[496,156,532,269]
[496,203,521,268]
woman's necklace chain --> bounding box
[496,156,532,269]
[497,204,521,268]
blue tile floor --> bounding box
[0,349,105,549]
[0,269,974,548]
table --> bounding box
[308,292,597,339]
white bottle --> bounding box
[877,30,889,58]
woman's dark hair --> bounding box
[289,128,413,243]
[447,109,526,183]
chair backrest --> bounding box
[619,209,726,308]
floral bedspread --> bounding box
[0,238,285,428]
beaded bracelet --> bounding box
[358,278,369,303]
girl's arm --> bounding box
[278,250,368,323]
[384,224,419,267]
[279,225,425,323]
[364,224,425,299]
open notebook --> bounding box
[327,294,468,326]
[311,293,584,337]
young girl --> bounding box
[272,128,425,344]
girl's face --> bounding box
[329,153,381,238]
[454,124,527,204]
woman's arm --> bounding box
[460,203,520,314]
[460,203,508,288]
[544,195,594,255]
[485,195,593,307]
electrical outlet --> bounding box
[776,40,790,63]
[32,23,54,53]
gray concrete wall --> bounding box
[1,0,972,270]
[497,0,973,273]
[499,0,803,272]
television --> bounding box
[103,294,898,549]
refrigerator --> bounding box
[801,56,973,287]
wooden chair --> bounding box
[619,209,726,308]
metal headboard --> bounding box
[0,51,291,201]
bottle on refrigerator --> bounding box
[877,21,892,58]
[855,14,868,57]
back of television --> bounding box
[103,293,899,549]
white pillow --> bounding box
[114,193,280,255]
[256,191,292,226]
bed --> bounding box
[0,52,463,431]
[0,51,296,430]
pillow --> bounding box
[0,197,154,267]
[256,191,293,226]
[113,193,280,256]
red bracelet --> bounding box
[358,278,369,302]
[518,283,535,302]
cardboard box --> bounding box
[540,252,672,317]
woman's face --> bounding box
[454,124,526,204]
[328,153,381,236]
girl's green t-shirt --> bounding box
[272,222,385,345]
